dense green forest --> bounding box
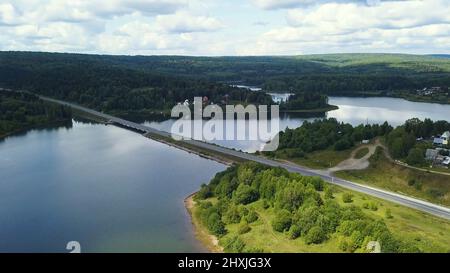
[269,118,393,158]
[1,52,449,115]
[0,52,273,116]
[194,162,425,253]
[0,91,72,137]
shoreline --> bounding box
[184,192,224,253]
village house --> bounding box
[433,131,450,146]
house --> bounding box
[434,137,444,145]
[442,131,450,145]
[362,140,370,144]
[425,149,439,161]
[443,157,450,166]
[433,131,450,146]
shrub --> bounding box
[238,224,251,235]
[385,209,393,219]
[324,188,334,199]
[224,236,246,253]
[223,205,242,224]
[206,213,227,236]
[272,210,292,232]
[196,184,213,199]
[342,193,354,203]
[245,210,259,223]
[406,148,425,166]
[369,202,378,211]
[289,225,302,240]
[304,226,327,245]
[233,184,259,205]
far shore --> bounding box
[184,193,223,253]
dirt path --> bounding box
[327,140,382,174]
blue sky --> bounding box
[0,0,449,56]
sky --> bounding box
[0,0,449,56]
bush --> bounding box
[224,236,246,253]
[342,193,354,203]
[304,226,326,245]
[324,188,334,199]
[245,210,259,223]
[289,225,302,240]
[223,205,242,224]
[385,209,393,219]
[238,224,251,235]
[206,213,227,236]
[272,210,292,232]
[406,148,425,166]
[427,188,445,198]
[369,202,378,211]
[233,184,259,205]
[196,184,213,199]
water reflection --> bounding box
[143,97,450,152]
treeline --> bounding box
[0,52,272,114]
[272,118,392,158]
[0,91,72,136]
[2,52,450,111]
[194,162,421,253]
[262,74,450,96]
[386,118,450,166]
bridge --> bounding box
[42,96,450,221]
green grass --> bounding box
[277,148,353,170]
[354,147,370,159]
[336,148,450,207]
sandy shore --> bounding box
[185,193,223,253]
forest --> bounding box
[0,52,273,116]
[269,118,393,158]
[194,162,424,253]
[1,52,449,116]
[0,90,72,137]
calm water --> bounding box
[2,96,450,252]
[144,96,450,152]
[0,121,225,252]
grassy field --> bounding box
[277,148,354,170]
[336,147,450,207]
[192,185,450,253]
[354,147,370,159]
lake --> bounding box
[143,96,450,152]
[1,96,450,252]
[0,120,226,252]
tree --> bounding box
[304,226,326,244]
[207,213,227,236]
[406,148,425,166]
[233,184,259,205]
[272,210,292,232]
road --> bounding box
[42,96,450,221]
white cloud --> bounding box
[0,0,449,55]
[251,0,315,10]
[245,0,450,55]
[155,12,224,33]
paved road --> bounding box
[42,96,450,220]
